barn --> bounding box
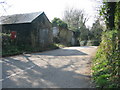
[52,26,78,46]
[0,11,53,52]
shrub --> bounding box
[92,30,120,88]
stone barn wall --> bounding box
[53,27,59,37]
[31,12,53,49]
[59,29,73,45]
[52,27,76,46]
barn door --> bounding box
[39,29,49,47]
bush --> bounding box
[2,43,59,57]
[92,30,120,88]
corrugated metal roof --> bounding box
[0,11,43,25]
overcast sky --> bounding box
[0,0,102,27]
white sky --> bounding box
[0,0,102,27]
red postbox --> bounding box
[10,31,16,39]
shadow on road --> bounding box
[2,46,94,88]
[2,48,92,88]
[32,49,88,56]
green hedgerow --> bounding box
[92,30,120,88]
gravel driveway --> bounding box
[1,46,97,88]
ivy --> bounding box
[92,30,120,88]
[52,17,68,29]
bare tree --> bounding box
[63,7,90,44]
[0,1,7,12]
[63,7,89,31]
[0,0,12,15]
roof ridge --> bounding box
[0,11,44,25]
[1,11,43,17]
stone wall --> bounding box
[53,27,59,37]
[31,13,53,49]
[52,27,76,46]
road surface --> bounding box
[2,46,97,88]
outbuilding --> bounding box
[0,11,53,51]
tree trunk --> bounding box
[106,2,116,30]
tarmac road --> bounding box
[2,46,97,88]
